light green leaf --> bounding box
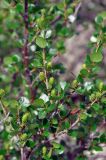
[90,52,103,63]
[101,97,106,104]
[36,37,47,48]
[52,142,61,149]
[4,56,13,65]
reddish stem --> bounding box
[23,0,29,67]
[22,0,35,102]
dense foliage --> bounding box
[0,0,106,160]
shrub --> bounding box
[0,0,106,160]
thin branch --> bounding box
[50,15,62,26]
[0,99,7,116]
[0,112,10,125]
[74,2,82,17]
[42,49,49,91]
[23,0,29,68]
[27,117,80,159]
[21,148,26,160]
[87,91,106,110]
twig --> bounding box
[21,148,26,160]
[0,112,10,125]
[0,99,7,116]
[42,49,49,91]
[87,91,106,110]
[23,0,29,68]
[74,2,82,17]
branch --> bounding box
[27,118,80,159]
[0,99,7,116]
[23,0,29,68]
[21,148,26,160]
[0,112,10,125]
[42,49,49,91]
[74,2,82,17]
[22,0,35,102]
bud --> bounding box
[82,64,87,69]
[47,62,52,69]
[0,155,3,160]
[51,89,56,97]
[71,80,78,88]
[95,92,102,99]
[20,133,27,141]
[98,82,103,91]
[49,77,54,85]
[48,84,52,90]
[22,112,30,124]
[0,89,5,98]
[89,93,96,101]
[39,72,45,81]
[42,146,47,156]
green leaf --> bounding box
[101,97,106,104]
[93,145,103,151]
[26,140,36,148]
[99,11,106,20]
[48,148,52,158]
[75,156,88,160]
[90,52,103,63]
[0,89,5,97]
[68,129,78,137]
[12,54,21,63]
[55,146,64,155]
[34,99,44,107]
[80,113,87,120]
[80,69,88,77]
[0,149,6,155]
[100,134,106,143]
[95,15,103,24]
[52,142,61,149]
[57,2,64,11]
[95,12,106,24]
[31,59,42,68]
[16,3,24,13]
[58,27,70,37]
[92,103,100,111]
[62,121,70,129]
[51,118,58,125]
[11,118,19,130]
[43,130,50,137]
[42,146,47,156]
[3,56,13,65]
[47,104,55,113]
[36,37,47,48]
[38,110,46,119]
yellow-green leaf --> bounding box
[36,37,47,48]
